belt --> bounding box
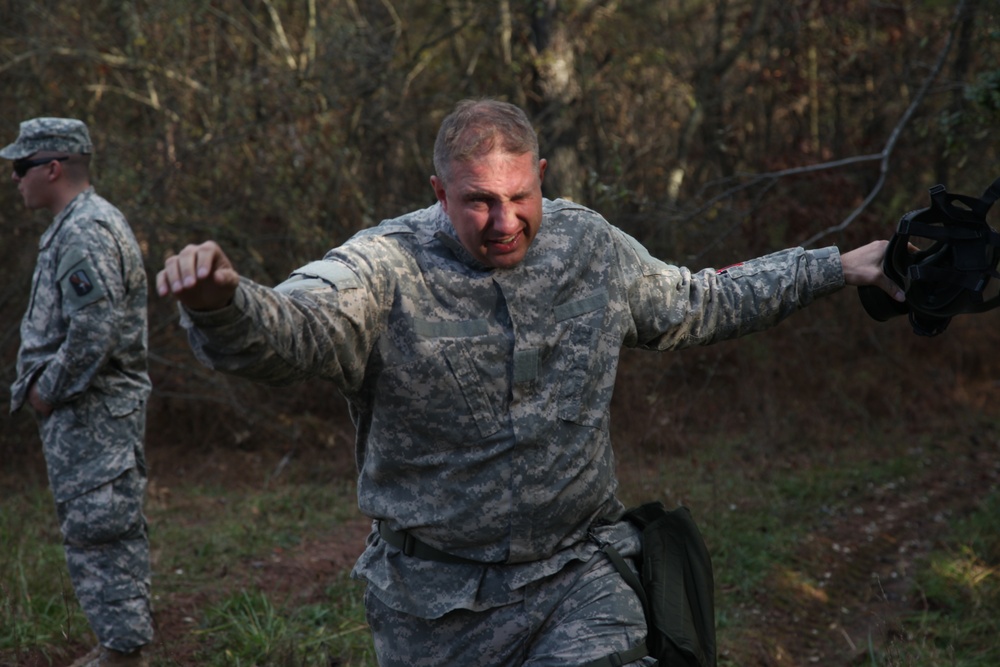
[377,520,485,566]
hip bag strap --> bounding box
[581,543,651,667]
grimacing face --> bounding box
[431,150,547,269]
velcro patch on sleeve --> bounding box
[57,248,106,309]
[275,260,362,293]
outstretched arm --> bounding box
[157,241,241,311]
[840,240,903,302]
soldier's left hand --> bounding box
[841,240,903,302]
[28,383,53,417]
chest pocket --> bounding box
[553,290,619,427]
[441,340,504,438]
[373,320,506,453]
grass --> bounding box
[2,418,998,666]
[638,430,923,599]
[886,491,1000,667]
[151,479,359,584]
[620,417,1000,665]
[0,474,376,667]
[148,477,377,666]
[0,490,91,661]
[194,580,373,666]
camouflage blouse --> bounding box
[182,198,844,617]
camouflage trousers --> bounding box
[365,549,656,667]
[56,466,153,652]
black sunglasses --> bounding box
[13,156,69,178]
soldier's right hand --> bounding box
[157,241,241,311]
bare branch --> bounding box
[61,47,206,92]
[260,0,299,70]
[205,4,297,71]
[682,151,885,232]
[304,0,318,71]
[378,0,404,42]
[0,47,209,92]
[83,84,182,122]
[679,0,968,250]
[799,0,968,247]
[0,50,35,75]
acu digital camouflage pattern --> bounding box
[182,198,844,624]
[10,186,153,651]
[12,187,152,502]
[365,545,655,667]
[57,466,154,652]
[0,116,93,159]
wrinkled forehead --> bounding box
[442,147,540,187]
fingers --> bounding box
[842,240,905,301]
[158,242,218,296]
[880,274,905,302]
[156,241,240,310]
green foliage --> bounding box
[695,437,919,599]
[894,492,1000,667]
[0,471,373,665]
[153,479,359,588]
[0,490,91,656]
[196,581,373,667]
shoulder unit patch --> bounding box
[69,269,94,296]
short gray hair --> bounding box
[433,99,539,185]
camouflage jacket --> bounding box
[182,198,844,616]
[12,187,151,497]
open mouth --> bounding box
[488,232,522,253]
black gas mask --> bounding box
[858,177,1000,336]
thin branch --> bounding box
[378,0,404,42]
[260,0,299,70]
[83,84,182,122]
[678,0,967,249]
[205,4,297,71]
[799,0,968,247]
[49,47,207,92]
[680,152,885,230]
[304,0,317,71]
[206,4,271,53]
[0,50,35,75]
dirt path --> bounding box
[141,431,998,666]
[729,434,1000,666]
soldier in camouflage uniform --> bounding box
[158,100,901,666]
[3,118,153,667]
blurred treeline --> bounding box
[2,0,999,477]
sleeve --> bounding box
[33,225,127,405]
[181,248,387,394]
[616,228,845,350]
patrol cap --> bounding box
[0,117,93,160]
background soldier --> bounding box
[3,118,154,667]
[158,99,900,666]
